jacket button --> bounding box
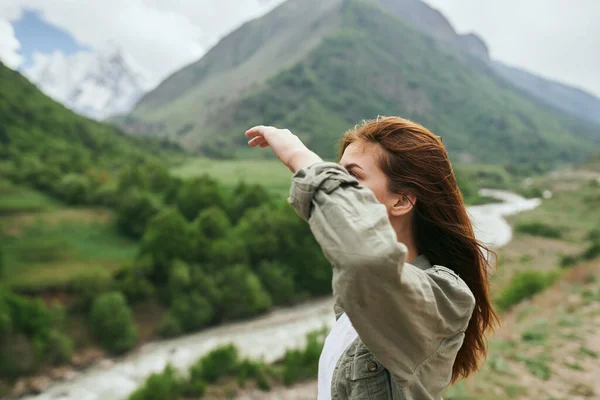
[367,361,378,372]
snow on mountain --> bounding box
[23,45,153,120]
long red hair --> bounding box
[340,116,498,383]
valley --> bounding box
[1,0,600,398]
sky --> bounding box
[0,0,599,96]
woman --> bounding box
[245,116,497,400]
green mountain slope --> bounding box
[124,0,599,166]
[0,62,176,179]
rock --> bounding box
[10,380,28,397]
[50,367,77,381]
[71,348,104,369]
[99,359,114,369]
[27,376,53,394]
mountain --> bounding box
[23,46,152,121]
[491,61,600,128]
[363,0,600,129]
[121,0,599,166]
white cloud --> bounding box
[0,19,23,68]
[424,0,600,97]
[0,1,25,69]
[3,0,599,98]
[9,0,285,87]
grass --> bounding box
[2,212,137,291]
[171,158,293,198]
[510,175,600,242]
[0,179,59,214]
[515,221,563,239]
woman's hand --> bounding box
[245,125,323,173]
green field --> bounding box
[0,180,59,214]
[0,181,137,291]
[172,158,294,197]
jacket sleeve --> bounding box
[288,162,476,385]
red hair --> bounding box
[340,116,498,382]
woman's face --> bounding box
[339,141,397,212]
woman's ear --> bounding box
[390,193,416,217]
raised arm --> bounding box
[244,125,475,385]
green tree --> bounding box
[217,265,272,320]
[55,173,93,204]
[169,292,214,332]
[231,182,272,222]
[175,176,226,221]
[140,208,192,280]
[0,246,4,280]
[190,267,221,310]
[117,164,148,193]
[193,207,231,240]
[257,261,297,304]
[89,292,138,354]
[113,258,156,304]
[117,189,161,238]
[235,204,331,295]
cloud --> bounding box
[5,0,285,86]
[0,1,25,69]
[424,0,600,97]
[0,19,23,68]
[3,0,598,98]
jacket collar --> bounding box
[410,254,432,271]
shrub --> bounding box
[140,208,191,271]
[496,270,558,311]
[89,291,138,354]
[281,330,325,385]
[587,229,600,243]
[114,259,156,303]
[117,189,161,239]
[169,292,213,332]
[217,265,272,320]
[128,365,183,400]
[516,186,544,199]
[190,344,239,384]
[257,261,297,304]
[559,254,579,268]
[231,183,272,222]
[91,183,119,208]
[175,176,226,221]
[0,334,37,377]
[581,242,600,261]
[515,222,562,239]
[70,269,114,310]
[158,312,182,338]
[0,291,72,376]
[44,329,73,365]
[193,206,231,240]
[54,173,92,205]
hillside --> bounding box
[122,0,599,166]
[0,61,175,177]
[492,61,600,128]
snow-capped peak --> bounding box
[23,45,154,120]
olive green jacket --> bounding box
[288,162,476,400]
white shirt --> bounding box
[317,313,359,400]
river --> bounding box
[21,189,541,400]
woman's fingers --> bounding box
[245,125,271,139]
[248,136,268,147]
[248,136,262,146]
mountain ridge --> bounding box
[122,0,599,166]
